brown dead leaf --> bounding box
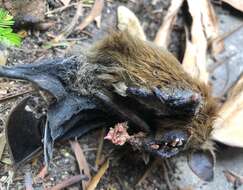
[117,6,146,41]
[200,0,224,55]
[87,159,109,190]
[183,0,209,83]
[70,140,91,190]
[0,133,6,160]
[211,74,243,147]
[222,0,243,12]
[154,0,184,48]
[58,0,71,6]
[182,27,198,77]
[76,0,104,31]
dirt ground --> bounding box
[0,0,243,190]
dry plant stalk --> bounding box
[222,0,243,12]
[87,159,109,190]
[211,75,243,147]
[95,128,106,168]
[154,0,184,48]
[117,6,146,41]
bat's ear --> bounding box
[187,149,215,182]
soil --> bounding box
[0,0,243,190]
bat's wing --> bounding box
[0,57,118,164]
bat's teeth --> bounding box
[178,139,183,146]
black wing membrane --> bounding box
[0,57,119,165]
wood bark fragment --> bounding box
[154,0,184,48]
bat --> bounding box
[0,31,218,181]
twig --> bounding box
[95,128,106,168]
[45,2,91,15]
[51,2,83,43]
[36,165,48,179]
[162,160,173,190]
[209,22,243,48]
[0,88,34,103]
[76,0,104,31]
[136,159,159,186]
[87,159,109,190]
[47,174,88,190]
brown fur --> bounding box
[87,31,218,151]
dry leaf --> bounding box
[76,0,104,31]
[200,0,224,55]
[0,48,8,65]
[117,6,146,41]
[59,0,71,6]
[0,133,6,160]
[87,159,109,190]
[183,0,209,83]
[70,140,91,190]
[154,0,184,48]
[182,27,198,77]
[211,75,243,147]
[222,0,243,12]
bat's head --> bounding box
[143,84,218,181]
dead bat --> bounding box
[0,31,218,181]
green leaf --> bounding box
[0,8,22,46]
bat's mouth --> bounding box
[143,129,190,158]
